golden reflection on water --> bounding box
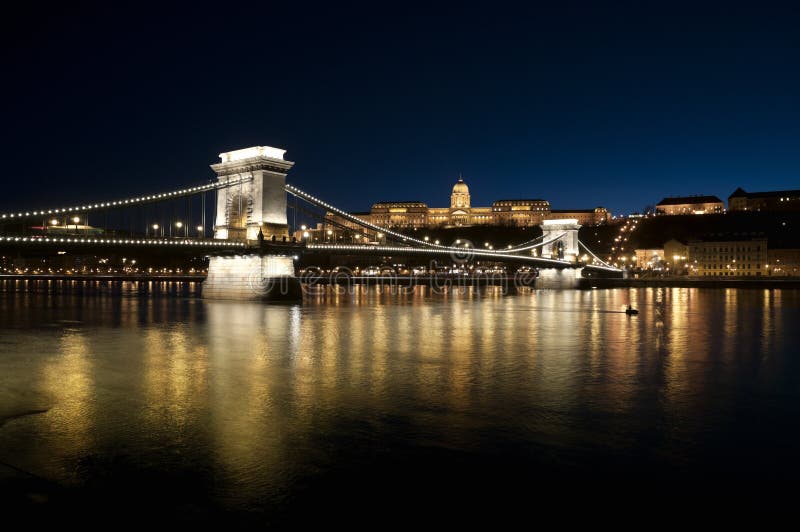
[760,289,780,358]
[721,288,739,360]
[39,328,94,479]
[660,289,695,421]
[141,327,209,435]
[0,283,797,501]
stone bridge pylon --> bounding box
[539,219,581,261]
[211,146,295,243]
[204,146,301,301]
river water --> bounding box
[1,281,798,523]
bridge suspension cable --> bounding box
[305,243,623,272]
[578,239,617,269]
[0,235,245,248]
[0,176,253,222]
[306,243,573,267]
[286,183,573,260]
[285,184,447,249]
[491,234,544,253]
[494,233,567,253]
[287,199,376,243]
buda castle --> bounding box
[342,176,610,229]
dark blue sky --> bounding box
[2,2,798,215]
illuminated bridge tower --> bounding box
[211,146,295,242]
[203,146,301,301]
[540,219,581,261]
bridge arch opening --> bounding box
[226,192,250,241]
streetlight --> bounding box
[196,225,203,238]
[152,223,159,237]
[72,216,81,234]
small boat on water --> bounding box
[625,305,639,315]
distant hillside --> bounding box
[618,212,800,250]
[391,211,799,258]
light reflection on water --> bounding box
[0,282,799,520]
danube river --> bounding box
[1,281,798,522]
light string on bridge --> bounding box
[0,235,245,248]
[578,239,617,269]
[285,183,573,260]
[0,176,254,221]
[304,243,622,272]
[492,234,545,253]
[494,233,566,253]
[286,184,450,249]
[288,197,377,244]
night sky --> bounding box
[2,2,798,216]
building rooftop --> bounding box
[371,201,428,207]
[551,209,595,213]
[689,232,768,243]
[657,195,724,206]
[728,187,800,199]
[492,199,549,204]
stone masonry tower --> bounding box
[540,219,581,261]
[211,146,295,243]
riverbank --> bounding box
[3,273,799,290]
[0,274,205,282]
[583,277,800,289]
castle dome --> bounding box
[450,175,471,209]
[452,176,469,195]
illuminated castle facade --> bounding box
[302,176,610,242]
[364,176,609,229]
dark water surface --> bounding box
[1,281,799,523]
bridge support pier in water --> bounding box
[203,253,302,301]
[203,146,302,301]
[536,267,583,289]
